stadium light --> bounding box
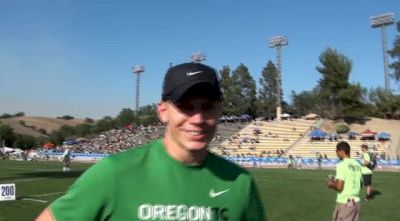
[132,65,145,112]
[269,35,288,121]
[370,12,395,91]
[190,52,206,63]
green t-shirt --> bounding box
[361,152,373,175]
[50,139,266,221]
[335,158,362,204]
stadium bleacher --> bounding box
[210,117,392,165]
[210,118,320,158]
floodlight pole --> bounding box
[132,65,144,112]
[370,12,395,91]
[381,27,390,91]
[269,35,288,121]
[191,52,206,63]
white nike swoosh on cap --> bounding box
[209,189,230,198]
[186,71,203,76]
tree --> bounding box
[14,112,25,117]
[388,21,400,82]
[337,83,368,122]
[115,108,136,127]
[38,128,47,135]
[14,134,37,150]
[316,48,353,118]
[136,104,158,125]
[36,136,49,147]
[0,113,13,119]
[291,90,319,116]
[57,115,75,120]
[58,125,76,138]
[84,117,95,123]
[0,123,16,147]
[257,60,279,116]
[219,65,235,115]
[93,116,116,133]
[230,64,257,116]
[48,131,65,146]
[75,124,94,137]
[369,87,400,118]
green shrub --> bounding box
[335,122,349,134]
[38,128,47,135]
[14,112,25,117]
[57,115,75,120]
[19,120,26,126]
[0,113,13,119]
[84,117,94,123]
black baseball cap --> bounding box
[162,63,223,103]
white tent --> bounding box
[1,147,14,153]
[305,113,319,120]
[1,147,23,154]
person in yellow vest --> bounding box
[360,144,374,201]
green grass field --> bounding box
[0,160,399,221]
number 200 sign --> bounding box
[0,183,16,201]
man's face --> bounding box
[158,96,221,152]
[336,150,344,160]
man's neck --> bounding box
[163,136,208,166]
[342,155,350,160]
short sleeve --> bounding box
[335,162,346,181]
[50,158,116,221]
[243,177,266,221]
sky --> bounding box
[1,0,399,119]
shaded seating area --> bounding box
[377,132,390,141]
[309,129,327,141]
[348,131,359,140]
[360,129,377,140]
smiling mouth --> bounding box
[183,129,206,136]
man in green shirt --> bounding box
[36,63,266,221]
[327,141,362,221]
[360,144,374,201]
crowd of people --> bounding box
[45,124,165,154]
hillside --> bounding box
[0,116,88,137]
[320,117,400,156]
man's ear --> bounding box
[157,101,168,123]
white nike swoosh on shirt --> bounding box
[209,189,230,198]
[186,71,203,76]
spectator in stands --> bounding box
[327,141,362,221]
[36,63,265,221]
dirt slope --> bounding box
[0,116,88,137]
